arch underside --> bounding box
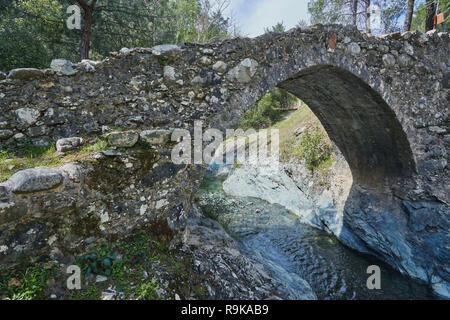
[278,65,416,187]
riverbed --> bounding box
[197,173,436,300]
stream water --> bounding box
[197,174,436,300]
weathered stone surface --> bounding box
[7,167,63,193]
[140,129,171,145]
[151,44,181,57]
[13,108,40,126]
[56,137,83,152]
[382,53,396,67]
[50,59,77,76]
[7,68,44,80]
[0,71,6,80]
[212,61,227,73]
[163,66,179,82]
[191,69,221,87]
[0,129,13,139]
[27,126,47,137]
[226,58,259,83]
[106,131,139,147]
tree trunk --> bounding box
[403,0,415,32]
[77,0,97,61]
[425,0,436,31]
[365,0,371,33]
[352,0,358,27]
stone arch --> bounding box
[222,63,416,188]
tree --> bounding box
[307,0,407,33]
[403,0,415,32]
[264,21,286,33]
[425,0,436,31]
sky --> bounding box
[229,0,310,38]
[228,0,427,38]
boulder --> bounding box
[0,129,13,139]
[56,137,83,152]
[106,131,139,147]
[8,68,44,80]
[212,61,228,73]
[140,129,172,145]
[151,44,181,57]
[226,58,259,83]
[8,167,63,193]
[50,59,77,76]
[13,108,40,126]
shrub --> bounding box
[299,126,333,171]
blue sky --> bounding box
[229,0,310,37]
[229,0,427,38]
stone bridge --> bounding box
[0,25,449,297]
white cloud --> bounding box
[230,0,310,37]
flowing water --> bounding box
[197,174,436,300]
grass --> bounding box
[0,257,59,300]
[0,138,110,183]
[0,143,64,182]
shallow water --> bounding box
[198,175,436,300]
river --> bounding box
[197,172,436,300]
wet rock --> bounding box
[0,71,6,80]
[8,167,63,193]
[106,131,139,147]
[8,68,44,80]
[226,58,259,83]
[50,59,77,76]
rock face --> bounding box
[0,25,448,297]
[181,206,316,300]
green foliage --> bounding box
[76,246,119,277]
[236,88,298,130]
[135,279,160,300]
[411,0,449,32]
[0,0,238,71]
[307,0,408,33]
[264,21,286,33]
[299,126,333,171]
[0,142,63,182]
[0,258,58,300]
